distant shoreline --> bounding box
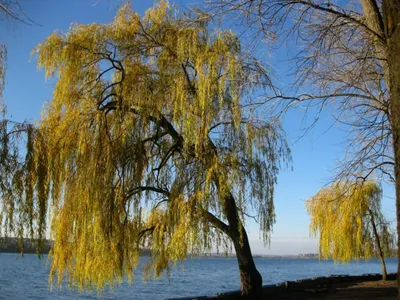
[0,237,52,254]
[0,238,318,258]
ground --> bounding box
[272,280,397,299]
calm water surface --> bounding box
[0,253,397,299]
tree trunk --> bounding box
[155,110,265,297]
[207,140,263,298]
[381,257,388,281]
[369,209,388,281]
[222,191,263,299]
[382,0,400,297]
[232,226,263,299]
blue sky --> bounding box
[0,0,396,255]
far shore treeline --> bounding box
[0,238,320,259]
[0,238,154,256]
[0,237,52,254]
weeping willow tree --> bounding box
[0,43,30,246]
[306,180,394,280]
[0,0,37,252]
[1,1,290,297]
[0,39,36,251]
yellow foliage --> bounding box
[0,0,289,293]
[306,180,394,263]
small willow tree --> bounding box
[306,180,394,280]
[1,1,290,297]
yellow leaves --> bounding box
[21,0,291,293]
[111,4,140,44]
[306,180,392,263]
[143,0,170,27]
[34,33,64,80]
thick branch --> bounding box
[199,209,231,235]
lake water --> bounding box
[0,253,397,299]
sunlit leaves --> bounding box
[22,0,290,292]
[306,180,394,262]
[0,121,33,247]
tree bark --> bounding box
[206,138,263,298]
[361,0,390,85]
[217,187,263,299]
[381,256,388,281]
[232,225,263,299]
[382,0,400,297]
[369,209,388,280]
